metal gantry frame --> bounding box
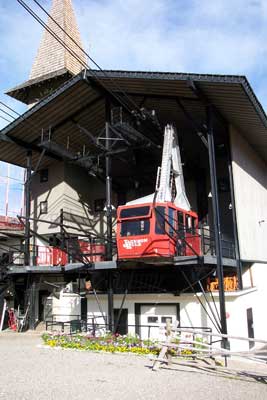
[206,105,228,345]
[105,105,115,330]
[24,150,32,267]
[3,79,245,337]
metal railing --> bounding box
[45,316,212,342]
[152,326,267,371]
[200,227,235,259]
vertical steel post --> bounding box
[226,136,243,290]
[28,278,36,330]
[105,120,114,331]
[24,150,32,266]
[206,106,228,345]
[60,208,65,250]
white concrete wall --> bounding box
[52,292,81,322]
[87,288,266,351]
[245,263,267,340]
[230,126,267,262]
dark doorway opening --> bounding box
[39,290,50,321]
[114,308,128,335]
[81,297,87,321]
[247,307,254,349]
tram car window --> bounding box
[155,206,166,234]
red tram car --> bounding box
[117,202,201,260]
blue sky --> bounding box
[0,0,267,127]
[0,0,266,214]
[0,0,267,126]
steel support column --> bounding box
[105,116,114,331]
[24,150,32,266]
[28,278,37,330]
[206,106,228,346]
[227,152,243,290]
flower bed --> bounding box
[42,332,206,357]
[42,333,161,355]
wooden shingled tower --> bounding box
[6,0,86,105]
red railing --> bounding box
[0,215,24,230]
[35,241,106,266]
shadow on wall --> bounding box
[231,127,267,191]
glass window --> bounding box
[161,316,173,324]
[168,208,175,236]
[147,316,158,323]
[120,206,150,219]
[40,169,49,183]
[192,217,196,234]
[40,201,48,215]
[178,211,184,232]
[155,206,166,234]
[185,215,192,233]
[120,219,150,237]
[94,198,105,212]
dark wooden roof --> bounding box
[1,70,267,167]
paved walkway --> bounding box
[0,332,267,400]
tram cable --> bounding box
[151,204,222,332]
[179,268,216,295]
[0,108,17,121]
[17,0,149,120]
[181,269,222,333]
[207,286,221,325]
[0,115,12,124]
[32,0,147,118]
[0,100,47,135]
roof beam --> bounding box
[84,75,133,116]
[176,98,208,148]
[0,132,61,161]
[113,91,200,102]
[188,80,228,128]
[51,95,103,133]
[39,140,99,172]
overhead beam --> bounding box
[84,76,164,138]
[84,76,132,115]
[0,132,62,161]
[188,80,228,128]
[176,98,208,148]
[51,95,103,133]
[75,123,106,151]
[113,91,200,102]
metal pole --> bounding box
[105,119,114,331]
[105,122,113,260]
[227,143,243,290]
[206,106,228,347]
[60,208,65,251]
[24,150,32,266]
[29,278,36,330]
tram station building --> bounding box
[0,0,266,350]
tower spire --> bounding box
[30,0,86,80]
[6,0,86,105]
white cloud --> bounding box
[75,0,266,74]
[0,0,267,126]
[75,0,267,109]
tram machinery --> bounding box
[116,124,201,261]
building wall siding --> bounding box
[230,126,267,262]
[31,162,115,237]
